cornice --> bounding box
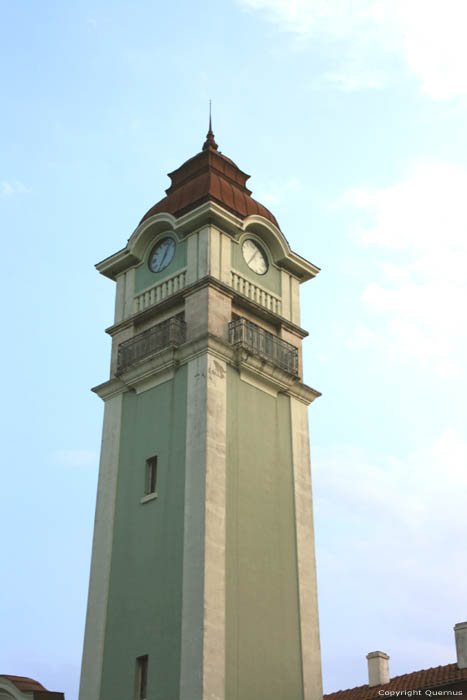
[104,274,309,339]
[169,200,243,237]
[232,347,321,404]
[92,332,320,404]
[95,249,140,280]
[91,376,129,401]
[285,251,321,279]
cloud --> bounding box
[314,428,467,530]
[254,176,303,205]
[237,0,467,99]
[239,0,393,38]
[312,428,467,628]
[343,161,467,377]
[319,69,384,92]
[54,450,97,467]
[1,180,28,197]
[397,1,467,100]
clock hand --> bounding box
[248,249,260,265]
[159,244,171,268]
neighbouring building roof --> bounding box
[0,675,65,699]
[0,676,47,692]
[139,124,280,229]
[324,663,467,700]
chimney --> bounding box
[454,622,467,669]
[367,651,390,687]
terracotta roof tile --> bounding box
[139,133,279,229]
[324,664,467,700]
[0,675,47,691]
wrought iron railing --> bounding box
[228,317,299,375]
[117,316,186,373]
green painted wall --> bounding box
[135,235,187,294]
[100,367,187,700]
[226,367,303,700]
[231,239,281,295]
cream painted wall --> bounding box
[78,393,123,700]
[181,352,228,700]
[290,397,323,700]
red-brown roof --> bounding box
[324,664,467,700]
[0,675,47,691]
[140,128,279,229]
[0,675,65,699]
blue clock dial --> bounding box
[149,237,176,273]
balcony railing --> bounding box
[117,316,186,373]
[228,317,299,375]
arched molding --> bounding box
[127,213,179,261]
[242,215,291,263]
[96,203,320,282]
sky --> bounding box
[1,1,466,698]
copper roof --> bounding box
[140,126,279,229]
[324,664,467,700]
[0,675,47,691]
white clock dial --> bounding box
[149,237,175,273]
[242,239,268,275]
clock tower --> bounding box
[79,125,323,700]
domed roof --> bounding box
[140,125,280,229]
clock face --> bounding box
[242,238,268,275]
[149,237,176,273]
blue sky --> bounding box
[1,1,466,698]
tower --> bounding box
[79,125,323,700]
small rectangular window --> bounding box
[136,655,148,700]
[145,456,157,495]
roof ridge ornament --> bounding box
[203,100,218,151]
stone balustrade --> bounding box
[134,268,187,313]
[231,271,281,314]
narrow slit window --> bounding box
[136,655,148,700]
[145,456,157,495]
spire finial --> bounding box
[203,100,218,151]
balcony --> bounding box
[117,316,186,374]
[228,317,299,376]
